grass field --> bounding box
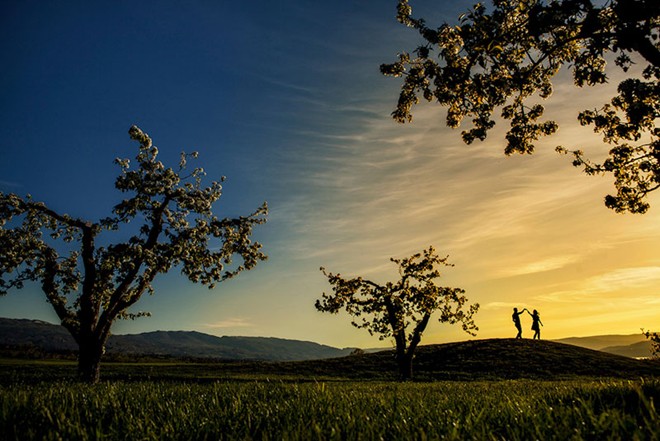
[1,359,659,440]
[3,339,660,440]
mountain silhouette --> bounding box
[2,318,658,379]
[553,334,649,352]
[0,318,353,361]
[2,318,659,381]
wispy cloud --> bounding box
[0,180,22,190]
[273,95,614,272]
[538,266,660,303]
[247,23,660,342]
[482,301,531,310]
[586,267,660,292]
[499,255,582,277]
[203,318,254,329]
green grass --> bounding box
[1,379,659,440]
[2,340,660,440]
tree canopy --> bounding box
[644,330,660,356]
[0,126,267,382]
[316,246,479,380]
[381,0,659,213]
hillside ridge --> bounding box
[1,317,654,362]
[2,318,659,380]
[0,317,354,361]
[285,338,660,381]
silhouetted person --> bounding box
[528,309,543,339]
[512,308,526,338]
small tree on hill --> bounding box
[316,246,479,380]
[381,0,659,213]
[0,126,268,383]
[643,330,660,357]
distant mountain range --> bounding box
[0,317,654,360]
[0,318,355,361]
[553,334,653,358]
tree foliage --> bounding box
[0,126,267,382]
[316,246,479,380]
[381,0,659,213]
[643,329,660,356]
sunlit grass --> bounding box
[1,379,658,440]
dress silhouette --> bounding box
[512,308,526,339]
[528,309,543,339]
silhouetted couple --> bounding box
[512,308,543,339]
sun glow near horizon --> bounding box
[0,0,658,349]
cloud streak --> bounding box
[538,266,660,303]
[272,90,635,278]
[203,318,254,329]
[499,255,582,277]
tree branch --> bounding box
[20,199,91,230]
[100,195,172,328]
[407,312,431,358]
[41,248,78,340]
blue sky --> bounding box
[2,0,659,348]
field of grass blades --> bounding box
[2,379,659,440]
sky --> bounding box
[1,0,659,349]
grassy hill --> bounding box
[4,338,659,384]
[2,317,659,382]
[278,338,660,381]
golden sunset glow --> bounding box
[1,0,658,350]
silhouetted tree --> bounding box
[316,247,479,380]
[643,330,660,356]
[381,0,659,213]
[0,126,268,383]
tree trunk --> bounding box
[397,353,414,381]
[77,337,105,384]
